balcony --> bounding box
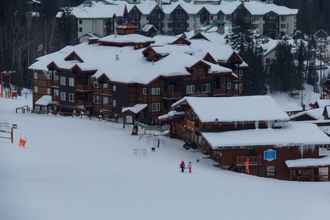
[48,80,59,88]
[76,84,95,92]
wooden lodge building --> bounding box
[29,32,247,124]
[160,96,330,181]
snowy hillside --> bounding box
[1,95,330,220]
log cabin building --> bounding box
[160,96,330,181]
[29,32,247,124]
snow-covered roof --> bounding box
[242,1,298,16]
[71,1,126,18]
[35,95,52,106]
[158,111,185,120]
[317,99,330,108]
[29,33,237,85]
[172,96,289,123]
[122,104,148,114]
[271,93,304,113]
[290,108,323,121]
[286,156,330,168]
[71,0,297,19]
[99,34,154,43]
[142,24,157,32]
[202,122,330,149]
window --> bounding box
[186,84,195,95]
[47,71,52,80]
[168,85,175,96]
[103,96,109,105]
[68,93,75,103]
[113,85,116,91]
[34,72,38,80]
[47,88,51,95]
[79,27,83,32]
[266,166,276,177]
[34,86,38,93]
[200,83,210,93]
[113,99,117,107]
[141,88,147,96]
[60,92,66,101]
[95,96,100,104]
[60,76,66,86]
[226,81,232,90]
[281,24,286,29]
[68,77,75,87]
[53,71,59,81]
[34,105,40,112]
[151,103,161,112]
[103,83,108,89]
[151,87,160,96]
[54,89,59,97]
[79,20,82,24]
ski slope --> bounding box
[1,95,330,220]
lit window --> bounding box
[113,99,117,107]
[34,86,38,93]
[103,83,108,89]
[113,85,116,91]
[34,72,38,80]
[47,88,51,95]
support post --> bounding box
[10,127,14,144]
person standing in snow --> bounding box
[180,160,185,173]
[188,161,192,174]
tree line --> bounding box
[275,0,330,34]
[0,0,82,89]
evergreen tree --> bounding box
[269,41,302,92]
[227,6,256,52]
[241,44,266,95]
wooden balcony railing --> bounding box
[47,80,59,87]
[76,84,95,92]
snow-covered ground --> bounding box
[1,95,330,220]
[271,84,320,112]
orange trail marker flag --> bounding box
[18,136,27,148]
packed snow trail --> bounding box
[1,96,330,220]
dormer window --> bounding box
[64,51,83,63]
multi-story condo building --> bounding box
[72,0,298,39]
[29,32,247,124]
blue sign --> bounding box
[264,149,277,162]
